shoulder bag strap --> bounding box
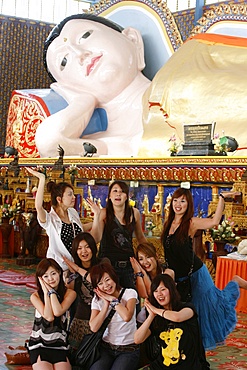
[114,216,126,232]
[114,208,135,231]
[99,288,126,332]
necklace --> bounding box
[170,221,180,234]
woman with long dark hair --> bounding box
[63,232,99,359]
[161,186,247,350]
[28,258,76,369]
[134,274,209,369]
[130,242,174,298]
[97,180,147,289]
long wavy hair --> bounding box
[161,188,194,243]
[71,232,98,269]
[149,274,181,311]
[35,258,66,303]
[105,181,132,228]
[136,242,162,276]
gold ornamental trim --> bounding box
[11,156,247,166]
[0,156,246,183]
[191,3,247,36]
[87,0,183,50]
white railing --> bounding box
[0,0,90,23]
[0,0,225,23]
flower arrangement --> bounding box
[67,164,78,175]
[213,133,229,155]
[168,134,181,156]
[146,220,156,232]
[0,201,21,220]
[210,218,240,243]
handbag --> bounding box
[74,288,125,369]
[145,333,161,361]
[140,308,160,362]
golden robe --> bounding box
[140,34,247,157]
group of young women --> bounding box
[26,168,247,370]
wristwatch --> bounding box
[134,271,144,278]
[47,288,58,297]
[110,298,120,309]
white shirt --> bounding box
[91,288,138,345]
[38,207,83,271]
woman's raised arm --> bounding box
[25,168,47,223]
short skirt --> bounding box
[29,347,69,365]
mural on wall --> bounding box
[5,0,247,158]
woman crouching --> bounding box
[134,274,209,369]
[89,260,140,370]
[27,258,76,369]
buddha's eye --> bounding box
[80,30,93,41]
[60,55,68,70]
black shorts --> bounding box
[29,347,69,365]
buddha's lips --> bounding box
[87,55,102,76]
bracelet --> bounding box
[110,298,120,309]
[47,289,58,298]
[219,193,225,200]
[162,309,166,318]
[67,272,79,284]
[134,272,144,278]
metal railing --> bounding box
[0,0,225,23]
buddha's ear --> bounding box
[122,27,145,70]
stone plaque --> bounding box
[177,122,216,156]
[184,123,214,144]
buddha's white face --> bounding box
[46,19,143,102]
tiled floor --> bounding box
[0,259,35,370]
[0,258,247,370]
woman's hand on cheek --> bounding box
[94,287,111,307]
[39,277,50,293]
[130,257,139,271]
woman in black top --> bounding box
[134,274,209,370]
[98,180,147,288]
[64,232,100,362]
[161,187,247,350]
